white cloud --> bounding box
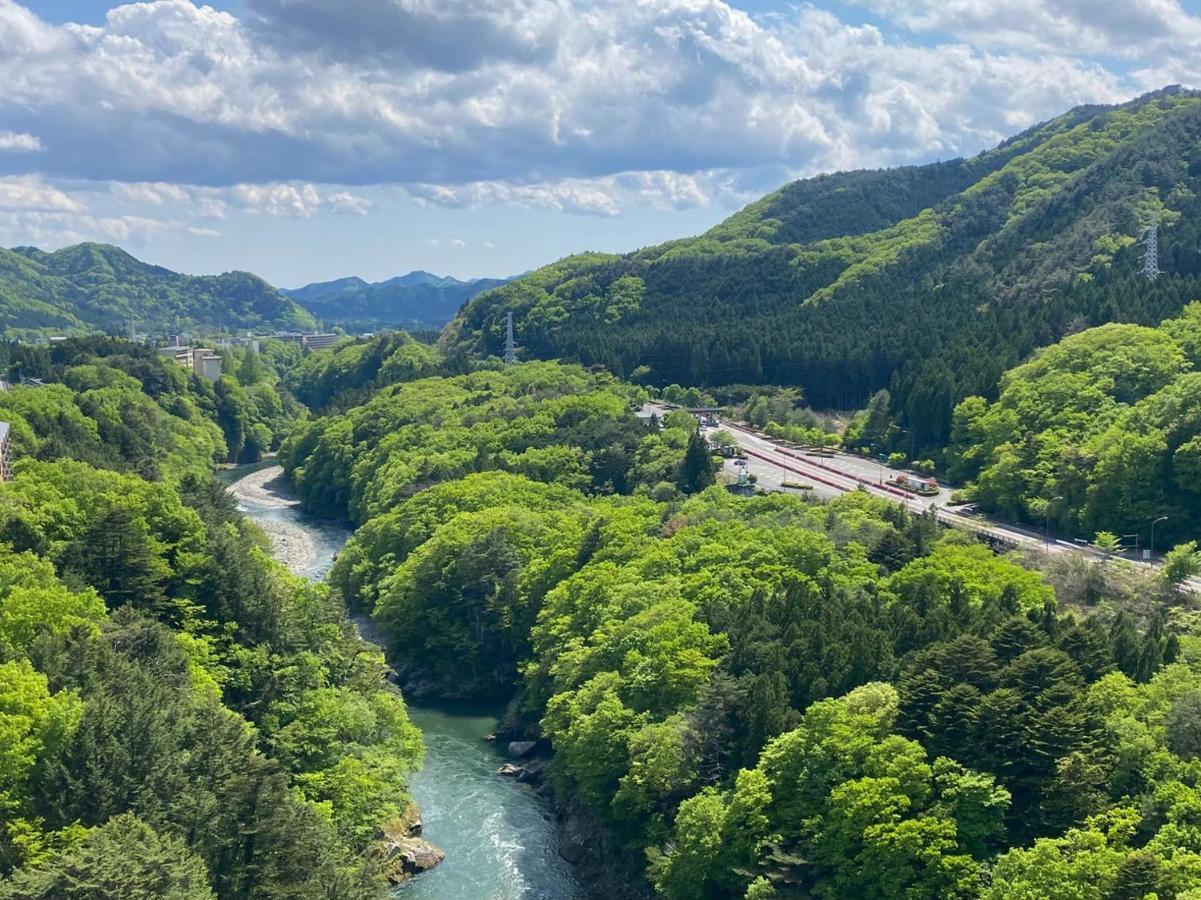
[850,0,1201,57]
[232,182,322,217]
[0,0,1151,201]
[111,181,190,204]
[0,209,173,248]
[405,169,744,217]
[327,191,370,215]
[0,131,42,152]
[0,176,83,212]
[187,225,220,237]
[449,237,468,248]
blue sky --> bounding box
[3,1,1199,287]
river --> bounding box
[226,464,580,900]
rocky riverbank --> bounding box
[227,464,298,508]
[227,465,321,575]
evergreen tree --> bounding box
[678,431,716,494]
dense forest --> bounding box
[279,336,1201,898]
[0,336,307,469]
[0,243,316,338]
[949,304,1201,547]
[0,339,424,898]
[448,87,1201,453]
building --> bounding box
[0,421,12,482]
[158,341,223,381]
[301,333,340,351]
[895,473,939,493]
[192,349,223,382]
[158,342,193,368]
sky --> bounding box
[1,1,1199,287]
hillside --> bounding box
[286,270,508,329]
[0,243,316,336]
[948,303,1201,546]
[449,87,1201,451]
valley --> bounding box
[2,80,1201,900]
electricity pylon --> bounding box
[503,312,517,365]
[1142,220,1161,281]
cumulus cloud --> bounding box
[850,0,1201,57]
[231,183,323,217]
[405,169,736,217]
[0,176,83,213]
[327,191,371,216]
[0,131,42,152]
[0,209,173,248]
[0,0,1148,202]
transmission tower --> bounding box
[1141,220,1161,281]
[503,312,517,365]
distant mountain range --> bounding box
[0,242,316,337]
[284,271,510,329]
[0,244,508,338]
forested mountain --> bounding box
[0,243,316,337]
[449,86,1201,452]
[286,270,508,330]
[279,338,1201,899]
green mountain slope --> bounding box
[284,270,508,329]
[449,87,1201,450]
[0,243,316,336]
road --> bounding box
[639,403,1200,595]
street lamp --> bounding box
[1150,516,1169,559]
[1044,496,1064,549]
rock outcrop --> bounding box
[378,805,444,884]
[506,735,535,759]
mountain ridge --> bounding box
[285,269,510,329]
[449,86,1201,451]
[0,241,316,336]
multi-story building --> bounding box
[158,342,223,381]
[192,349,223,382]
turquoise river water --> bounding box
[228,464,580,900]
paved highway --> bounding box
[639,403,1200,595]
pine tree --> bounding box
[678,431,716,494]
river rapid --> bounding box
[226,464,580,900]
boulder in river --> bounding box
[497,762,524,777]
[508,740,537,758]
[379,814,444,883]
[517,760,546,785]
